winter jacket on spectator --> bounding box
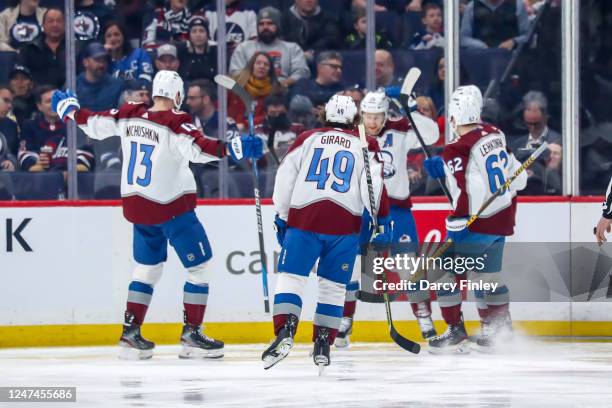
[345,29,393,50]
[177,41,217,82]
[18,35,66,88]
[76,72,124,111]
[110,47,154,81]
[204,1,257,49]
[0,117,19,156]
[289,78,344,108]
[230,39,310,83]
[460,0,529,49]
[0,130,18,170]
[410,29,444,50]
[18,112,94,171]
[0,5,46,51]
[281,4,341,51]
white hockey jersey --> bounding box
[75,102,225,224]
[273,127,390,235]
[375,114,438,207]
[442,123,527,236]
[205,8,257,47]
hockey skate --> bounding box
[474,311,514,353]
[179,323,224,359]
[262,314,298,370]
[334,317,353,348]
[428,314,470,355]
[313,327,331,376]
[118,311,155,360]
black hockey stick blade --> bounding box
[390,325,421,354]
[356,290,400,303]
[214,74,254,115]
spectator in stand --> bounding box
[0,130,17,172]
[177,16,217,82]
[228,51,284,130]
[410,3,444,50]
[0,0,46,51]
[186,79,240,140]
[19,85,94,173]
[75,0,114,43]
[18,8,66,88]
[143,0,197,48]
[460,0,529,50]
[288,94,319,130]
[230,7,310,89]
[204,0,257,53]
[255,94,303,164]
[425,54,444,115]
[121,79,151,106]
[416,95,444,143]
[76,42,125,111]
[345,6,393,50]
[8,65,36,126]
[154,43,181,73]
[290,51,344,109]
[375,49,401,88]
[510,90,562,152]
[281,0,342,59]
[352,0,404,13]
[338,86,365,111]
[104,21,154,82]
[0,86,20,163]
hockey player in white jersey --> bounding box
[51,70,263,360]
[335,90,439,347]
[423,90,527,353]
[262,95,392,371]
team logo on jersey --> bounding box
[342,263,349,271]
[74,11,100,41]
[215,22,246,45]
[187,253,195,262]
[383,133,393,148]
[10,21,40,45]
[377,150,396,179]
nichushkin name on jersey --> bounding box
[321,134,352,148]
[479,137,504,156]
[126,125,160,143]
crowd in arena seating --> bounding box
[0,0,610,199]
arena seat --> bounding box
[375,11,403,48]
[0,51,17,85]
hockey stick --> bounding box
[358,124,421,354]
[214,74,270,314]
[409,142,550,283]
[398,67,453,203]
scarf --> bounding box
[245,76,272,98]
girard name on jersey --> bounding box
[320,134,352,148]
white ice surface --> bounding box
[2,339,612,407]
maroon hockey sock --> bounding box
[477,306,491,321]
[343,300,356,317]
[126,281,154,325]
[440,304,462,325]
[487,303,509,319]
[183,282,209,326]
[313,325,339,344]
[273,314,300,335]
[410,300,432,318]
[126,303,148,326]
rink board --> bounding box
[0,197,611,347]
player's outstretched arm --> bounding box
[52,89,119,141]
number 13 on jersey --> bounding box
[127,141,155,187]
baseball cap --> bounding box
[125,78,151,92]
[83,42,108,59]
[9,64,32,80]
[156,44,177,59]
[188,16,209,33]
